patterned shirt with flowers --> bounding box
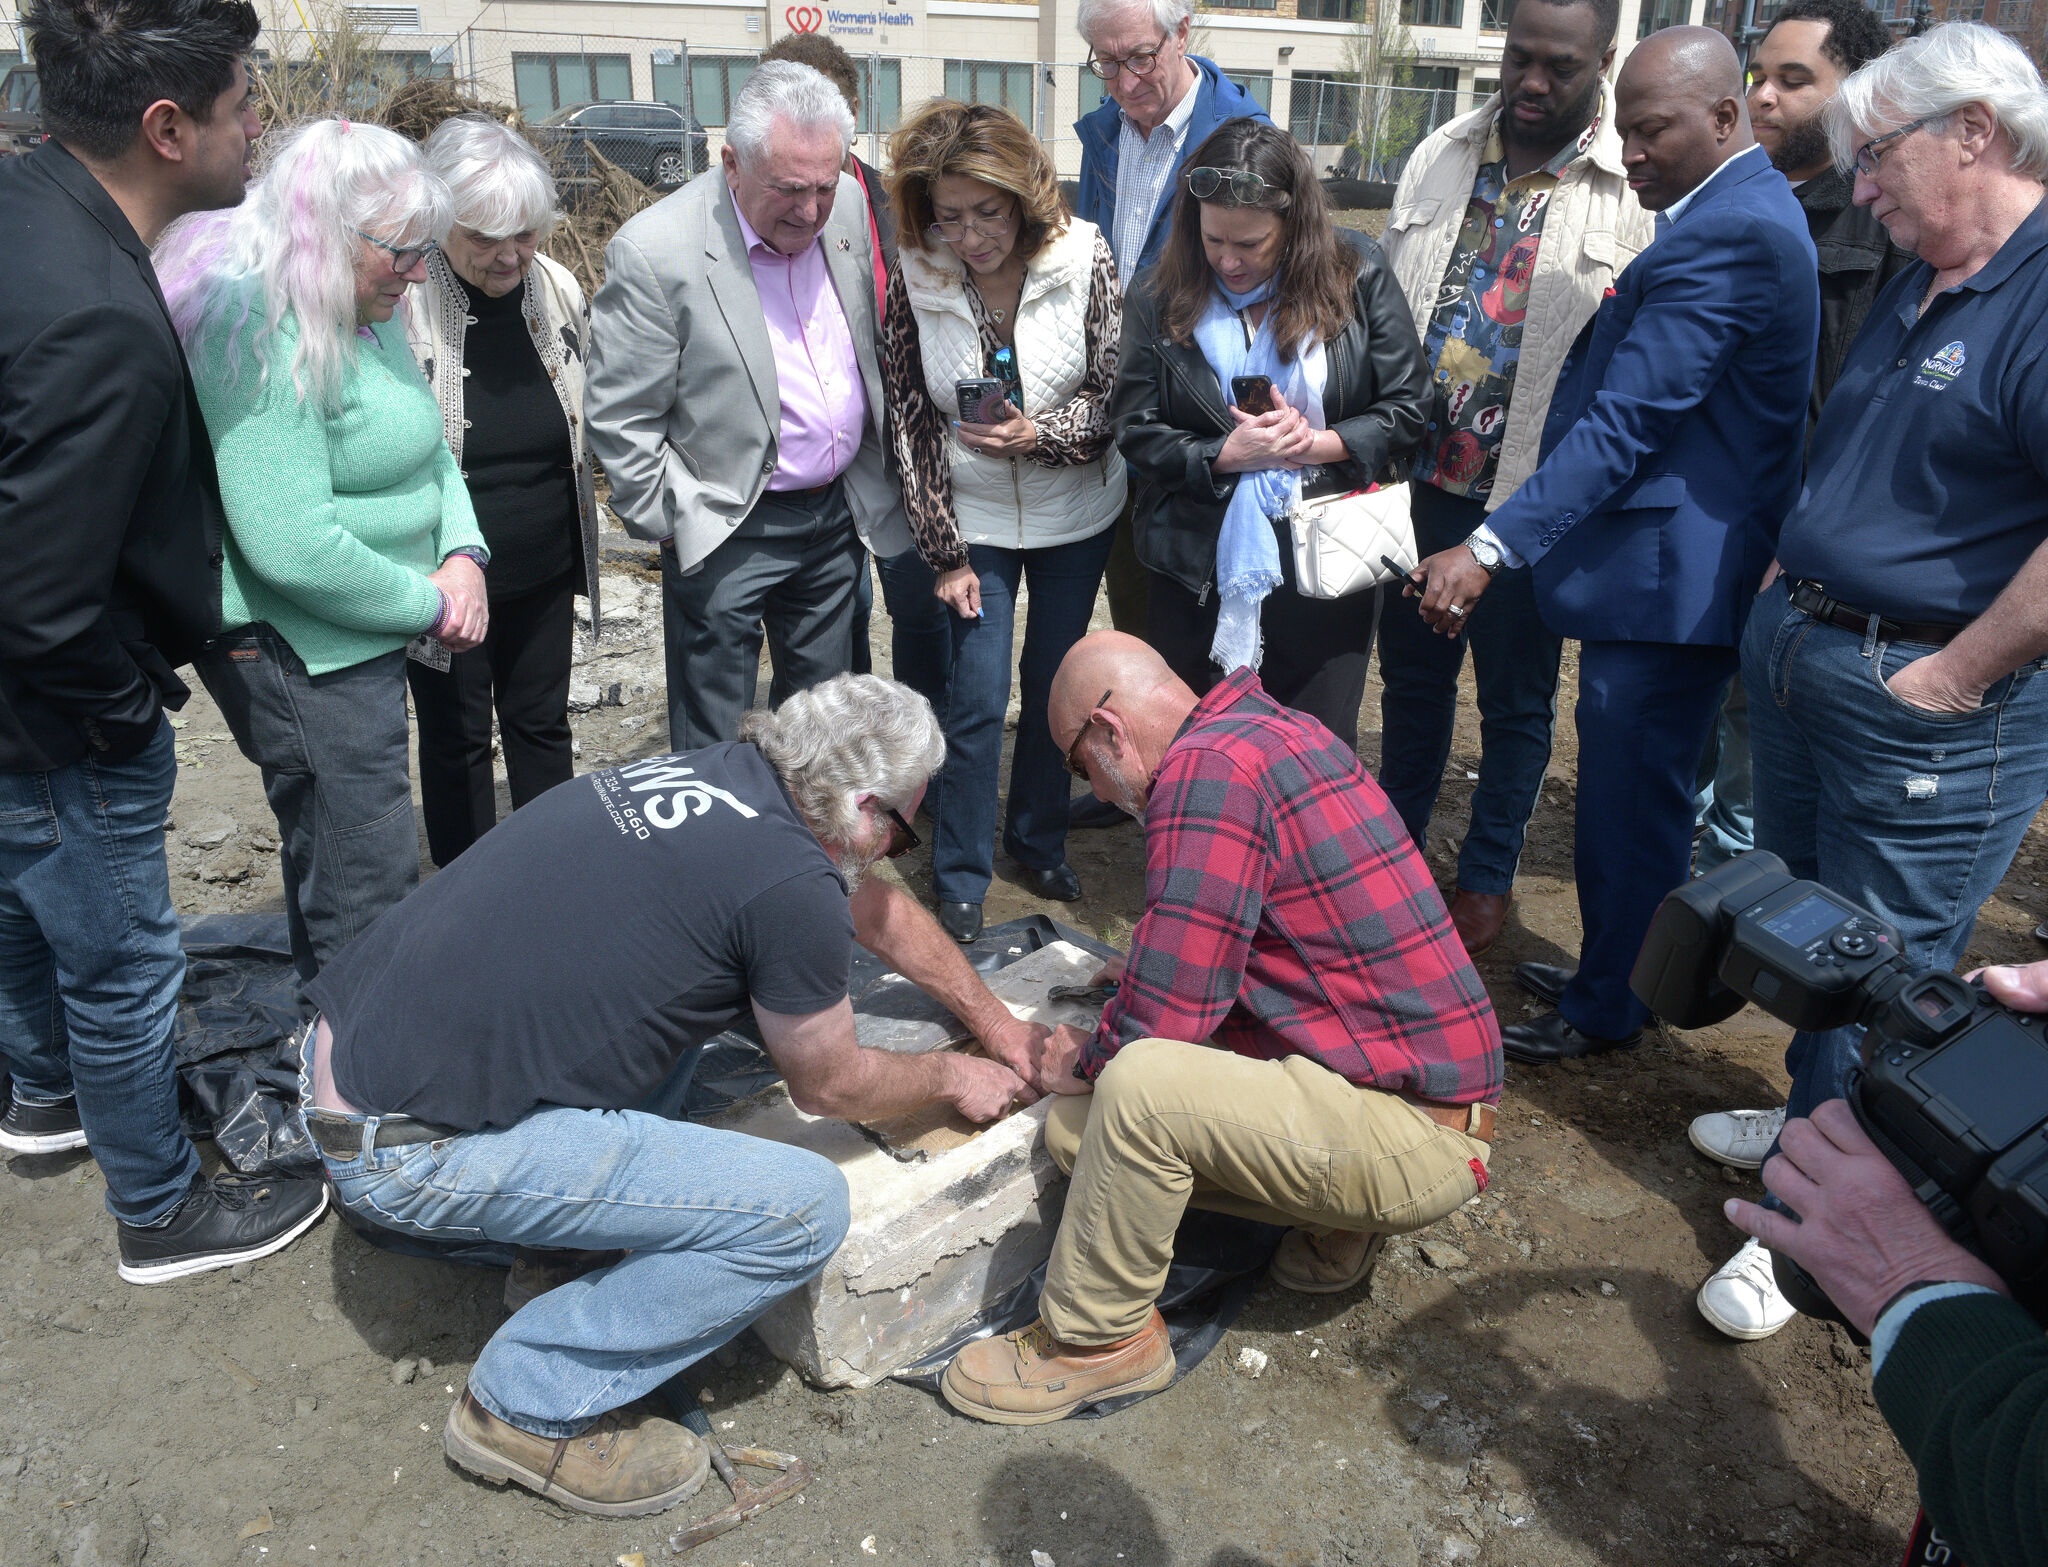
[1411,117,1602,502]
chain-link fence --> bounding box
[247,23,1469,187]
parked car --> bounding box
[0,65,45,160]
[534,101,707,192]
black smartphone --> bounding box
[956,378,1006,424]
[1383,554,1422,594]
[1230,374,1275,414]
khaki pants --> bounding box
[1040,1039,1491,1345]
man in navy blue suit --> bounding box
[1408,26,1819,1062]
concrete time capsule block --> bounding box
[713,940,1107,1389]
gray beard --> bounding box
[1770,116,1833,177]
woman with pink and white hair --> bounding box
[156,116,489,981]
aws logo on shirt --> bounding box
[1913,340,1967,392]
[593,757,760,838]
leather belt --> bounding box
[1412,1099,1495,1143]
[1789,579,1967,648]
[307,1112,461,1160]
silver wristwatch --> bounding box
[1464,531,1505,577]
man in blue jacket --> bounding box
[1067,0,1269,698]
[1409,26,1819,1061]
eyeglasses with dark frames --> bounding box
[1853,117,1936,176]
[355,228,439,273]
[883,807,921,859]
[1064,689,1115,782]
[1086,39,1168,80]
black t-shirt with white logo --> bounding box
[307,744,852,1132]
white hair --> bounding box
[1828,21,2048,181]
[154,117,451,410]
[726,59,855,169]
[739,675,945,851]
[424,114,559,242]
[1076,0,1192,48]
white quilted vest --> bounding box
[898,219,1126,551]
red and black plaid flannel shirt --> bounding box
[1081,670,1503,1105]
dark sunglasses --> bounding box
[1064,689,1115,782]
[883,807,921,858]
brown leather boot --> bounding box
[502,1247,628,1312]
[1447,888,1509,956]
[1268,1229,1389,1294]
[942,1310,1175,1425]
[442,1390,709,1517]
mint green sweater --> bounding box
[189,306,485,675]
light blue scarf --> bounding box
[1192,275,1326,672]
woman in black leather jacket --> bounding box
[1112,118,1429,750]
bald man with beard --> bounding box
[937,633,1502,1426]
[1407,27,1819,1067]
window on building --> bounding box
[1298,0,1367,17]
[1400,0,1465,25]
[513,53,631,120]
[377,50,452,82]
[1636,0,1694,34]
[656,53,755,126]
[945,59,1033,123]
[1480,0,1507,26]
[1474,75,1500,101]
[1225,69,1274,111]
[859,58,903,135]
[1289,70,1360,148]
[1200,0,1279,10]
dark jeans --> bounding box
[1561,639,1741,1041]
[1147,519,1381,752]
[196,629,418,982]
[0,720,199,1224]
[1102,488,1149,638]
[1743,577,2048,1192]
[406,573,576,867]
[1376,483,1564,892]
[932,528,1115,905]
[660,482,865,751]
[874,548,955,720]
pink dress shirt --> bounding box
[731,192,869,491]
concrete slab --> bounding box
[715,941,1108,1388]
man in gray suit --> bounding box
[587,61,911,748]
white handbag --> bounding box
[1287,482,1417,600]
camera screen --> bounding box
[1760,892,1845,950]
[1911,1015,2048,1150]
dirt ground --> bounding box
[6,547,2045,1567]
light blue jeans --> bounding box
[309,1039,850,1436]
[1743,577,2048,1185]
[0,719,199,1224]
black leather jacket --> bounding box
[1111,230,1430,598]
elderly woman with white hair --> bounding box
[404,113,601,867]
[156,117,487,982]
[1706,21,2048,1346]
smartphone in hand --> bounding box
[956,378,1006,424]
[1230,374,1275,414]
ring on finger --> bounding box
[1446,603,1467,617]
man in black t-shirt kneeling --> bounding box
[299,675,1044,1518]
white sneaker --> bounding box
[1697,1239,1796,1340]
[1688,1106,1785,1171]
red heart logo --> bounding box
[785,5,824,30]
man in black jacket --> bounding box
[0,0,326,1282]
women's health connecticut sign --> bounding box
[781,0,924,41]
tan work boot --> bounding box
[442,1389,710,1517]
[1269,1229,1388,1294]
[502,1247,627,1312]
[942,1310,1175,1425]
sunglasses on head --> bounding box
[1064,689,1115,782]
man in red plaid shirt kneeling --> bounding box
[942,632,1504,1425]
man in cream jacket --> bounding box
[1377,0,1653,957]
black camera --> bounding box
[1632,851,2048,1321]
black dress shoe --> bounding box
[1514,961,1576,1007]
[1017,863,1082,902]
[1067,795,1131,831]
[938,901,983,943]
[1501,1009,1640,1064]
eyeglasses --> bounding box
[355,228,438,273]
[1184,166,1287,207]
[1064,689,1115,782]
[925,204,1017,245]
[1853,117,1935,176]
[1086,39,1169,80]
[883,807,921,859]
